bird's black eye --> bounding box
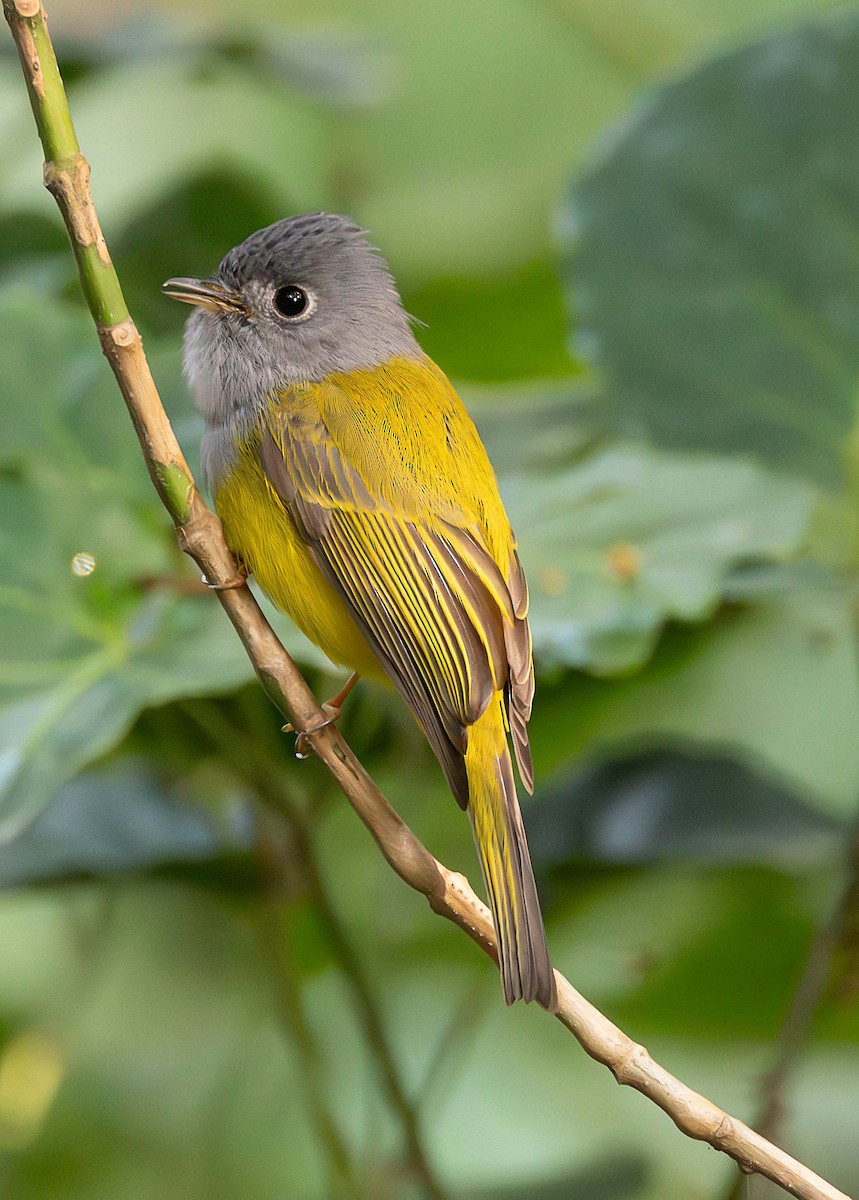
[273,285,310,318]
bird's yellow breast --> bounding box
[212,353,514,689]
[214,445,385,682]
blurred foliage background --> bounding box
[1,0,859,1197]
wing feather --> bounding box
[258,387,535,807]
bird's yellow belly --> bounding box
[213,448,386,683]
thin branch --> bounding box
[253,817,356,1191]
[416,977,490,1108]
[759,830,859,1140]
[832,829,859,1002]
[723,825,859,1200]
[280,805,447,1200]
[2,5,852,1199]
[183,698,447,1200]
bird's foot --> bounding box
[203,564,249,591]
[283,672,359,759]
[286,702,342,759]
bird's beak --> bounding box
[162,276,247,314]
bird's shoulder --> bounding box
[268,354,511,552]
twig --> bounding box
[832,828,859,1002]
[2,4,852,1198]
[759,830,859,1139]
[723,825,859,1200]
[253,815,356,1191]
[283,808,448,1200]
[183,698,447,1200]
[416,976,490,1107]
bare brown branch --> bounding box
[2,3,852,1198]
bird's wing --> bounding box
[257,375,534,807]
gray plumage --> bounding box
[181,213,421,492]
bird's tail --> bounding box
[465,698,557,1011]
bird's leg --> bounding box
[283,672,360,758]
[322,670,361,714]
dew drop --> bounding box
[71,551,96,577]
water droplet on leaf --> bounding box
[71,552,96,577]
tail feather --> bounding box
[466,699,556,1010]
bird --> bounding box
[164,212,556,1010]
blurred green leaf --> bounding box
[462,1153,649,1200]
[0,594,261,842]
[469,382,609,477]
[529,593,859,816]
[50,15,394,107]
[405,260,578,383]
[2,58,337,233]
[564,13,859,484]
[0,291,94,463]
[501,442,813,673]
[529,744,843,869]
[0,761,256,888]
[609,866,819,1039]
[339,0,843,283]
[318,0,630,282]
[0,289,327,838]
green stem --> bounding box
[4,3,129,328]
[26,9,78,160]
[73,240,129,328]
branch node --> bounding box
[446,869,481,907]
[3,0,43,97]
[611,1039,648,1087]
[177,506,222,559]
[43,155,110,262]
[712,1113,736,1150]
[103,319,138,348]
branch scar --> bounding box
[43,155,111,264]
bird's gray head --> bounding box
[163,213,421,437]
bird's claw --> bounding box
[203,565,249,591]
[282,673,359,759]
[282,703,342,759]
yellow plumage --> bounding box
[216,444,383,682]
[214,355,555,1009]
[216,357,513,683]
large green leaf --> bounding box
[497,441,813,674]
[564,13,859,483]
[528,745,843,869]
[471,388,814,676]
[528,593,859,816]
[0,761,256,888]
[1,57,336,234]
[0,290,326,839]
